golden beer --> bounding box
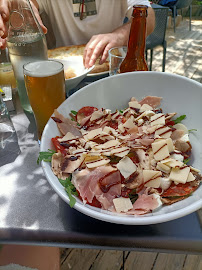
[23,60,65,139]
[0,63,16,88]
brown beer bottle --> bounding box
[120,5,148,73]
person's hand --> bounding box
[83,23,131,68]
[0,0,9,48]
[30,0,47,34]
[0,0,47,49]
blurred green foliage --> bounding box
[192,0,202,5]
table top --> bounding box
[0,79,202,254]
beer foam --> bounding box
[23,60,63,77]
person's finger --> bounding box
[0,14,6,37]
[88,40,107,67]
[0,0,10,22]
[0,37,7,49]
[83,46,93,68]
[31,3,47,34]
[37,15,47,34]
[99,44,112,65]
[83,36,99,68]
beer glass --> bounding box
[23,60,65,140]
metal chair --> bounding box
[170,0,193,32]
[146,6,169,72]
[156,0,193,32]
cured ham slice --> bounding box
[136,149,150,170]
[138,138,154,146]
[139,96,162,108]
[76,106,98,125]
[53,110,82,137]
[52,152,64,176]
[72,165,121,210]
[51,152,70,180]
[61,155,85,174]
[128,194,162,214]
[125,168,143,189]
[171,129,185,141]
[79,115,92,127]
[128,125,138,135]
[174,140,192,153]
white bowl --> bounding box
[50,57,94,94]
[40,71,202,225]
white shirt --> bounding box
[37,0,151,47]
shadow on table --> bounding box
[2,111,61,234]
[23,110,38,141]
[58,198,202,252]
[0,122,21,167]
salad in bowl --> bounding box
[39,71,202,225]
[40,95,201,216]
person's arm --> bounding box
[84,6,155,68]
[0,0,47,49]
[146,6,155,36]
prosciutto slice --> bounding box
[72,165,121,210]
[139,96,162,108]
[175,140,192,153]
[53,110,82,137]
[60,155,85,174]
[127,194,161,215]
[171,129,185,141]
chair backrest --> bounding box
[146,7,169,50]
[175,0,193,9]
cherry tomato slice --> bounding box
[108,116,126,130]
[108,120,118,129]
[51,136,67,156]
[77,190,102,208]
[76,106,98,123]
[86,196,102,208]
[165,120,175,126]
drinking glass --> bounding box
[0,62,16,89]
[108,47,127,76]
[23,60,66,140]
[0,93,20,166]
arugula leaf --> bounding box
[188,129,197,133]
[59,176,78,208]
[184,158,191,164]
[166,194,191,199]
[129,189,138,204]
[173,115,186,124]
[37,149,56,164]
[71,110,77,116]
[109,155,122,164]
[66,187,77,208]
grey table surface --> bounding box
[0,82,202,254]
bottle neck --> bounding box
[126,6,147,58]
